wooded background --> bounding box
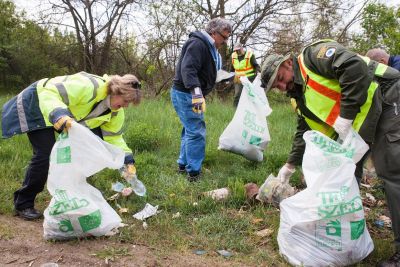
[1,0,399,96]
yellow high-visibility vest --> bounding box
[297,42,388,136]
[232,50,256,77]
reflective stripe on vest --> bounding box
[297,53,386,132]
[232,50,256,77]
[290,98,336,138]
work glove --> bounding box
[277,163,295,184]
[53,116,74,132]
[120,164,137,181]
[333,116,353,141]
[191,87,206,114]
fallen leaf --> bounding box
[251,218,264,224]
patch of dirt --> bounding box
[0,215,241,267]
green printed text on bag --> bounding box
[351,219,365,240]
[49,189,90,215]
[57,146,71,163]
[78,209,102,232]
[317,186,363,219]
[244,110,265,133]
[310,133,354,158]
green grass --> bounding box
[0,91,394,265]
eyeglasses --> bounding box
[131,81,141,89]
[217,31,230,41]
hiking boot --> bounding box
[377,251,400,267]
[178,164,186,174]
[15,207,42,220]
[187,172,201,182]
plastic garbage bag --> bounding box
[43,122,125,240]
[278,130,373,266]
[218,75,272,162]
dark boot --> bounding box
[377,251,400,267]
[15,207,42,220]
[187,172,201,182]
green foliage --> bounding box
[352,3,400,54]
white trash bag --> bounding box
[43,122,125,240]
[218,75,272,162]
[278,130,373,266]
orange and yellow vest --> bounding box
[295,41,388,138]
[232,50,256,78]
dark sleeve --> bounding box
[250,54,261,72]
[180,39,205,90]
[304,42,371,120]
[389,55,400,71]
[287,115,310,166]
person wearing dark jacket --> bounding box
[366,48,400,71]
[170,18,232,182]
[260,40,400,267]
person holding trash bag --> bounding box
[170,17,232,182]
[260,39,400,267]
[1,72,142,220]
[231,42,261,107]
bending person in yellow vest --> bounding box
[231,42,260,107]
[1,72,142,220]
[260,39,400,267]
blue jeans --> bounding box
[170,88,206,174]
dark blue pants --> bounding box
[14,127,103,210]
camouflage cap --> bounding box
[260,53,291,90]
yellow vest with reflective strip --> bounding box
[298,49,387,137]
[36,72,131,154]
[232,50,256,77]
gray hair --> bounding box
[365,48,389,63]
[205,18,232,35]
[107,74,142,105]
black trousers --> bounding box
[14,127,103,210]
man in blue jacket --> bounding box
[366,48,400,71]
[170,18,232,182]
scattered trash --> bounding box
[217,249,234,258]
[378,215,392,228]
[204,188,230,201]
[133,203,160,221]
[192,202,198,206]
[365,193,376,203]
[142,221,148,229]
[107,193,120,201]
[118,207,129,214]
[377,200,385,207]
[360,183,371,189]
[121,187,133,197]
[111,182,125,192]
[256,174,295,206]
[127,176,146,196]
[193,250,207,255]
[172,212,181,219]
[375,220,384,228]
[255,228,274,237]
[244,183,259,201]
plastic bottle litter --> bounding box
[127,175,146,196]
[111,181,125,192]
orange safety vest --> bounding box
[232,50,256,77]
[297,41,388,137]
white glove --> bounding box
[277,163,295,184]
[333,116,353,141]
